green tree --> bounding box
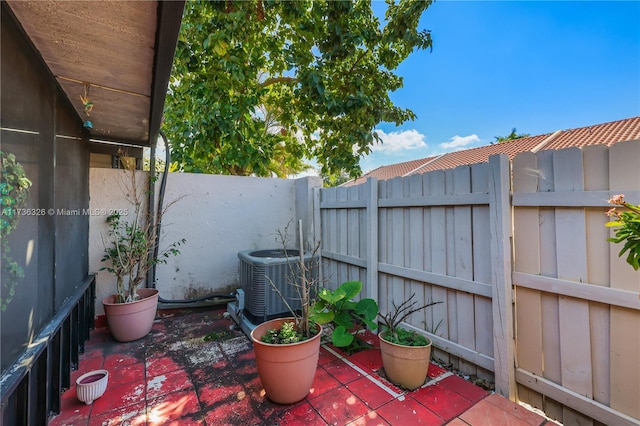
[163,0,433,179]
[320,168,352,187]
[493,128,530,144]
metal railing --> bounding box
[0,275,95,425]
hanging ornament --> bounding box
[80,83,94,129]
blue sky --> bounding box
[360,0,640,173]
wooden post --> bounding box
[488,154,516,399]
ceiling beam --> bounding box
[148,1,185,148]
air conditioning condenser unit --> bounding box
[237,249,318,324]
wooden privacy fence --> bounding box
[317,141,640,426]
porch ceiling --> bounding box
[5,0,185,146]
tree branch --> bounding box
[260,76,298,87]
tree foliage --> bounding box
[320,168,353,187]
[163,0,434,179]
[0,151,32,311]
[493,127,530,144]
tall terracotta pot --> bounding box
[102,288,159,342]
[250,317,322,404]
[379,332,432,390]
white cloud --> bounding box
[370,129,427,153]
[439,134,481,151]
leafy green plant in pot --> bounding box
[378,293,441,390]
[310,280,379,352]
[252,279,377,404]
[100,165,184,342]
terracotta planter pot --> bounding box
[250,318,322,404]
[379,332,432,390]
[102,288,159,342]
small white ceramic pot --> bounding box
[76,369,109,405]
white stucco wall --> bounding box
[89,168,322,314]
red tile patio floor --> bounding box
[49,307,554,426]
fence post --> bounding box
[295,177,323,250]
[365,178,378,302]
[489,154,516,399]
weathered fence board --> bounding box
[429,170,450,364]
[511,151,545,410]
[408,175,426,328]
[583,145,612,411]
[453,166,475,375]
[553,148,594,425]
[390,177,405,320]
[337,184,349,284]
[378,179,389,316]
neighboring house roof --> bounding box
[346,156,439,187]
[343,116,640,186]
[543,116,640,150]
[414,133,554,175]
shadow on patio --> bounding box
[49,307,554,426]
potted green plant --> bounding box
[250,317,322,404]
[250,221,378,404]
[378,294,441,390]
[311,280,379,350]
[606,194,640,270]
[100,166,184,342]
[251,279,378,404]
